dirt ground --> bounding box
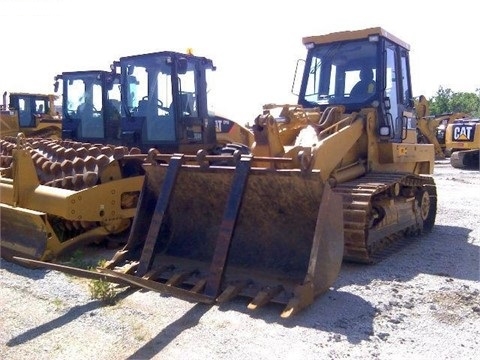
[1,159,479,360]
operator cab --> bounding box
[8,93,53,128]
[55,70,121,142]
[296,27,415,143]
[116,51,217,153]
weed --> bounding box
[52,298,63,310]
[88,277,117,305]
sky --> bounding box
[1,0,478,125]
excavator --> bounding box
[445,116,480,169]
[9,27,437,318]
[0,92,62,139]
[415,94,479,169]
[415,95,469,160]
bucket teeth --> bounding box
[279,292,315,319]
[166,271,196,286]
[190,279,207,293]
[103,250,129,269]
[112,261,139,275]
[142,265,172,280]
[247,285,284,310]
[216,281,249,303]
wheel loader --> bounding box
[14,27,438,318]
[54,51,254,154]
[445,117,480,169]
[0,92,62,139]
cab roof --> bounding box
[302,27,410,50]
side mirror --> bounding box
[53,80,59,93]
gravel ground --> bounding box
[1,159,479,360]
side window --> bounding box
[205,68,216,115]
[18,98,32,126]
[66,79,86,114]
[127,66,148,111]
[18,98,26,112]
[178,69,197,117]
[400,51,411,106]
[34,99,46,114]
[304,58,320,102]
[157,72,172,115]
[328,65,337,97]
[385,43,402,141]
[92,84,102,113]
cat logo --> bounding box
[452,125,475,141]
[215,119,234,133]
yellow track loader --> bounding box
[13,27,437,318]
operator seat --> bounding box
[350,68,376,98]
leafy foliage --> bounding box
[428,86,480,117]
[88,278,117,305]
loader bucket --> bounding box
[109,154,344,317]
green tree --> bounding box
[428,86,480,117]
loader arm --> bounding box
[416,117,445,160]
[310,115,365,182]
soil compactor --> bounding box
[13,27,437,318]
[1,134,144,261]
[0,92,62,139]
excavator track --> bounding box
[333,172,437,263]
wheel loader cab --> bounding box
[299,27,416,144]
[56,70,121,142]
[117,51,217,153]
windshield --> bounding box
[122,55,173,116]
[302,40,378,106]
[64,73,103,118]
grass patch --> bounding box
[88,277,117,305]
